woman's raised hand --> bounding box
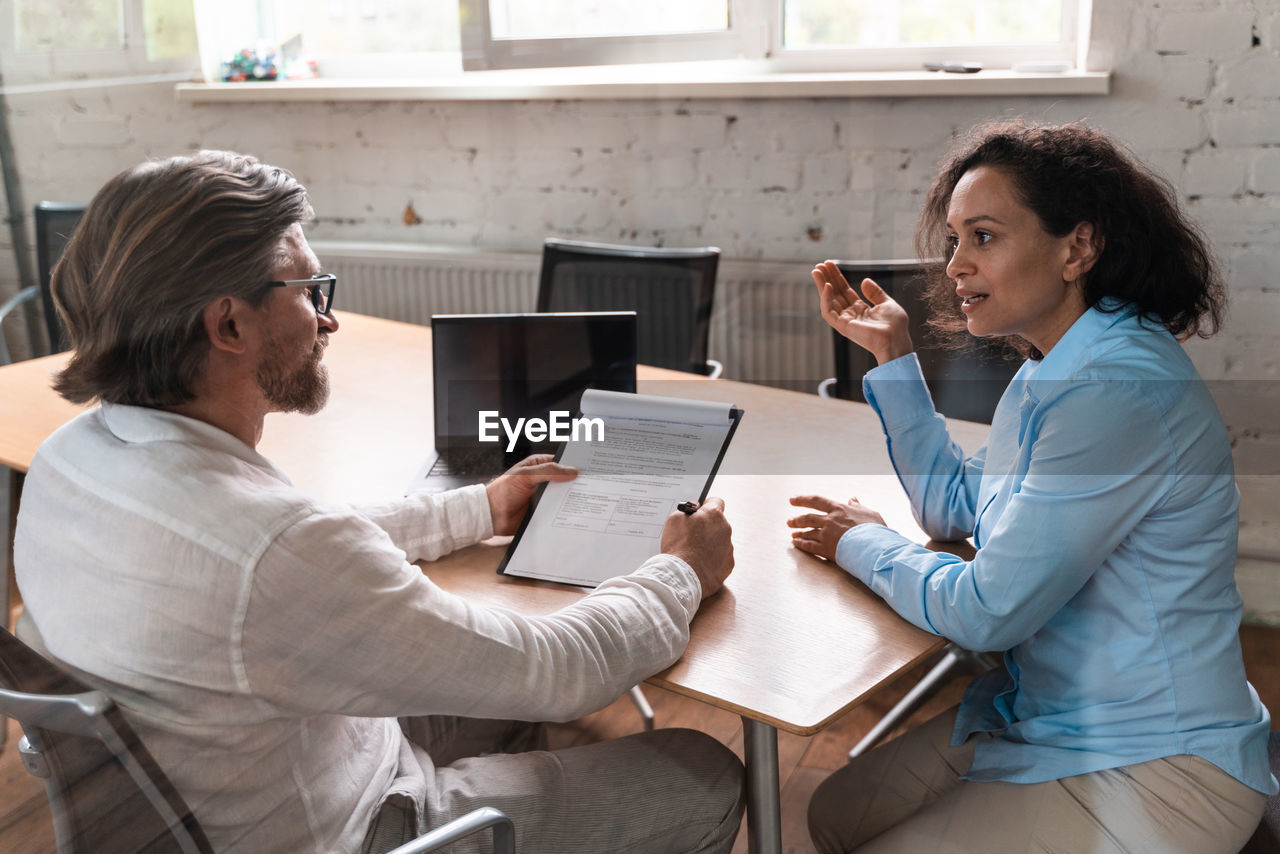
[812,261,914,365]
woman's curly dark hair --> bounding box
[916,120,1225,358]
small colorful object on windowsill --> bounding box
[219,48,279,82]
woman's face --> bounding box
[944,165,1091,356]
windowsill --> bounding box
[175,65,1110,103]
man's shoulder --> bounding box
[31,405,322,559]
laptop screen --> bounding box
[431,312,637,458]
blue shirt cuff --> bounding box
[861,353,937,430]
[835,523,904,595]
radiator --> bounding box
[316,242,833,389]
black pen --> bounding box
[676,501,699,515]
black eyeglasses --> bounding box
[267,273,336,315]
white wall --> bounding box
[2,0,1278,619]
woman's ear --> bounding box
[1064,222,1104,283]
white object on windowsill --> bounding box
[1012,61,1073,73]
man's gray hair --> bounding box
[52,150,313,406]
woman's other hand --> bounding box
[787,494,888,561]
[812,261,914,365]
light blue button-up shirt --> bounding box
[837,299,1277,794]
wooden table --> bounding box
[0,313,989,853]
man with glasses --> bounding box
[14,151,743,853]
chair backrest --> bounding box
[0,626,212,854]
[831,260,1020,425]
[35,202,88,354]
[537,237,720,375]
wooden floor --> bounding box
[2,618,1277,853]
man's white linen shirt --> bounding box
[15,402,702,853]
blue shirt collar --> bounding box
[1023,298,1136,389]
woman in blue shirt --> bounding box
[791,121,1276,853]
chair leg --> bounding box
[848,645,996,760]
[1,468,18,756]
[3,468,16,633]
[628,685,655,732]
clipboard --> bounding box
[496,390,743,587]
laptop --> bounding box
[408,311,638,492]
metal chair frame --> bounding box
[388,806,515,854]
[0,286,41,366]
[0,625,213,853]
[1,626,512,853]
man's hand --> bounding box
[485,455,577,536]
[660,497,734,600]
[787,494,888,562]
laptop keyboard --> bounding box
[430,448,505,479]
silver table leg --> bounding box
[741,716,781,854]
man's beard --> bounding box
[256,331,330,415]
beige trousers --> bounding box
[808,706,1267,854]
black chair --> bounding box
[537,237,721,729]
[35,202,88,355]
[0,625,513,853]
[537,237,723,377]
[817,261,1017,759]
[1241,730,1280,854]
[817,259,1020,425]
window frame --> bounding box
[1,0,198,85]
[458,0,1084,74]
[459,0,764,72]
[766,0,1084,73]
[192,0,464,82]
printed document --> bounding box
[498,389,742,587]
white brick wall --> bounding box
[1184,152,1248,197]
[1154,11,1255,56]
[2,0,1279,619]
[1253,150,1280,193]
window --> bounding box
[187,0,1087,83]
[194,0,460,80]
[461,0,753,70]
[775,0,1080,71]
[15,0,123,53]
[460,0,1084,73]
[1,0,198,84]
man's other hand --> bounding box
[660,497,734,600]
[485,455,577,536]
